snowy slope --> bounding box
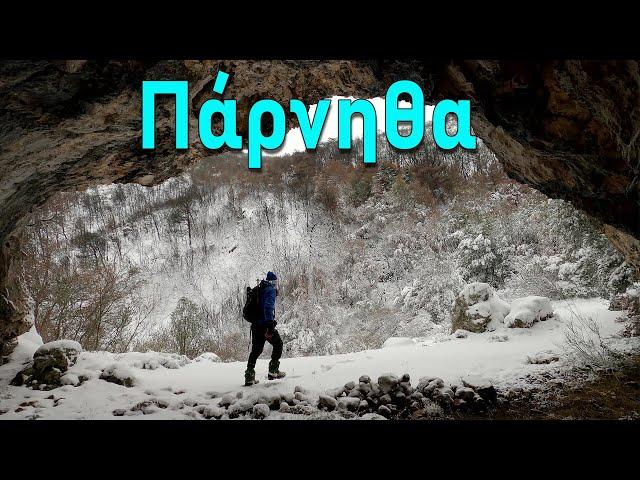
[1,298,637,420]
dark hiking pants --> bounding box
[247,325,283,367]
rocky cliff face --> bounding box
[1,59,638,359]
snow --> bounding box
[460,282,491,303]
[60,373,80,386]
[467,293,510,330]
[453,329,469,338]
[194,352,222,363]
[461,374,492,390]
[382,337,416,348]
[1,298,637,420]
[35,339,82,355]
[504,296,553,328]
[459,282,510,330]
[10,326,43,364]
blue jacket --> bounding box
[257,280,277,327]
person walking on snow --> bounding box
[244,271,286,386]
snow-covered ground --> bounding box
[1,298,637,420]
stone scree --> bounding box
[177,373,499,420]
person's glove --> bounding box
[265,322,276,339]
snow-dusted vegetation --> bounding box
[18,134,636,359]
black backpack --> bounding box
[242,284,261,323]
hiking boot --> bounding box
[244,366,259,386]
[268,360,286,380]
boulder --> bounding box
[370,383,381,397]
[377,405,392,418]
[423,378,444,396]
[393,391,407,405]
[359,375,371,384]
[337,396,361,412]
[348,388,362,398]
[455,386,475,402]
[253,403,271,419]
[359,382,372,396]
[432,387,454,408]
[282,392,295,404]
[462,375,497,404]
[325,387,344,398]
[219,393,236,408]
[378,374,399,394]
[344,381,356,392]
[202,406,225,419]
[317,394,338,411]
[34,340,82,364]
[410,391,424,401]
[279,402,291,413]
[416,376,438,392]
[11,340,83,389]
[99,364,135,388]
[504,296,553,328]
[451,283,510,333]
[472,393,486,410]
[193,352,222,363]
[461,375,492,390]
[257,392,281,410]
[60,373,79,386]
[488,333,509,342]
[453,329,469,338]
[399,381,413,395]
[527,351,560,364]
[228,399,254,418]
[359,413,386,420]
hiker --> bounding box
[244,271,286,386]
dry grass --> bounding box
[455,355,640,420]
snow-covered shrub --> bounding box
[563,310,629,369]
[456,233,510,287]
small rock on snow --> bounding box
[253,403,270,419]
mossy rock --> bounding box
[451,296,490,333]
